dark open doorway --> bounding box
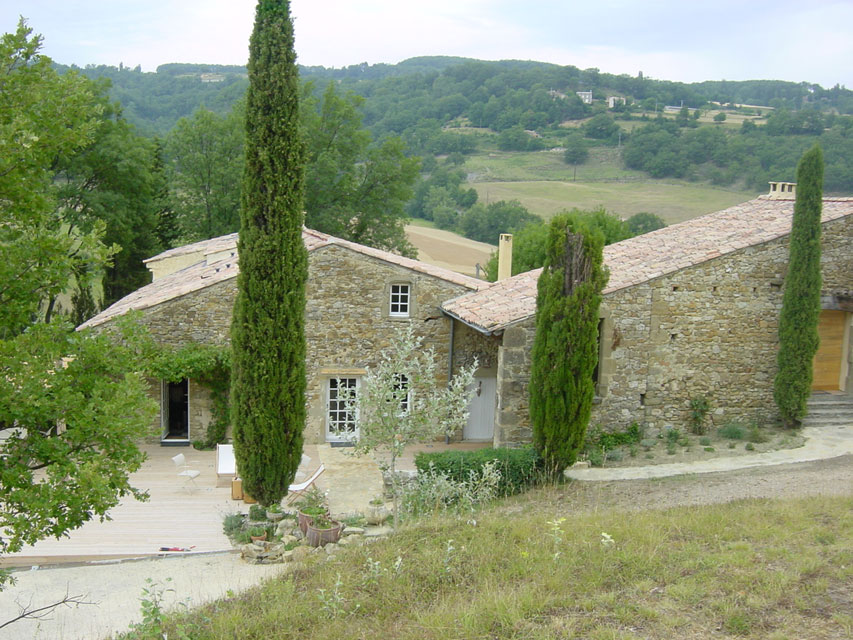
[162,379,189,443]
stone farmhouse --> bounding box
[81,186,853,448]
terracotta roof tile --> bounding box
[442,197,853,334]
[80,228,487,330]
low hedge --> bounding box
[414,445,543,496]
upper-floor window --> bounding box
[389,283,410,317]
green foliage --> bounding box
[0,20,113,335]
[773,145,824,428]
[302,81,419,256]
[165,104,245,242]
[222,513,245,538]
[585,422,643,453]
[625,212,667,236]
[414,446,543,496]
[231,0,307,507]
[689,395,712,434]
[713,111,727,123]
[718,422,746,440]
[563,132,589,165]
[484,207,630,281]
[0,23,157,588]
[147,342,231,448]
[401,460,501,517]
[497,126,546,151]
[457,199,538,243]
[0,320,157,585]
[530,213,609,476]
[249,504,266,521]
[582,113,620,140]
[350,325,476,528]
[747,425,770,444]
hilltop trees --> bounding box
[773,145,824,428]
[529,214,608,477]
[230,0,307,506]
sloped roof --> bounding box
[80,228,487,330]
[442,196,853,335]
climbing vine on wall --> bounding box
[147,343,231,449]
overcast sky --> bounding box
[3,0,851,88]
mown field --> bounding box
[463,147,758,224]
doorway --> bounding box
[812,310,850,392]
[162,379,189,442]
[464,375,496,441]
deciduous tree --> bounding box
[774,144,824,428]
[230,0,306,506]
[529,214,608,477]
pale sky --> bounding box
[2,0,851,88]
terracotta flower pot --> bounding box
[297,508,326,533]
[250,531,267,543]
[306,520,343,547]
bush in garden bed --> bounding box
[414,446,543,496]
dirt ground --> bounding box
[541,454,853,514]
[405,225,495,276]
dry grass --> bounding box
[125,489,853,639]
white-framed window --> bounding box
[389,283,410,317]
[393,373,410,414]
[327,377,359,441]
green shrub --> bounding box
[586,422,643,452]
[665,428,680,444]
[414,446,543,495]
[402,461,501,517]
[699,436,712,446]
[222,513,245,538]
[747,425,769,444]
[249,504,266,521]
[640,438,657,451]
[587,446,605,467]
[745,442,755,451]
[689,396,712,434]
[718,422,746,440]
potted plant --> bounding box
[266,503,285,522]
[306,514,343,547]
[249,526,268,543]
[365,496,389,525]
[295,487,328,533]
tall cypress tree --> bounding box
[773,145,824,428]
[530,213,608,477]
[230,0,306,506]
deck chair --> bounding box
[172,453,201,491]
[285,463,325,505]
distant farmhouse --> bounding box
[83,187,853,447]
[576,90,593,105]
[607,96,626,109]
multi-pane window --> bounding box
[393,373,410,413]
[389,284,410,317]
[328,377,358,440]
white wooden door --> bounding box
[464,376,496,441]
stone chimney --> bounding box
[767,181,796,199]
[498,234,513,281]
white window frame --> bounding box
[389,283,411,318]
[326,377,359,442]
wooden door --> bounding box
[812,310,847,391]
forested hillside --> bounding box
[42,53,853,321]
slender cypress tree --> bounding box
[773,145,824,428]
[530,213,608,477]
[230,0,306,506]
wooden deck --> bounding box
[1,440,489,568]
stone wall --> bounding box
[124,244,479,444]
[495,213,853,444]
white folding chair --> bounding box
[172,453,201,491]
[285,463,325,505]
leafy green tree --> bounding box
[231,0,307,507]
[563,132,589,165]
[165,103,245,241]
[349,325,476,528]
[458,200,538,243]
[0,21,156,590]
[302,82,419,256]
[530,214,608,477]
[713,112,727,123]
[582,113,620,140]
[773,144,824,428]
[53,89,165,308]
[625,212,667,235]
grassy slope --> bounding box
[143,491,853,639]
[465,147,758,224]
